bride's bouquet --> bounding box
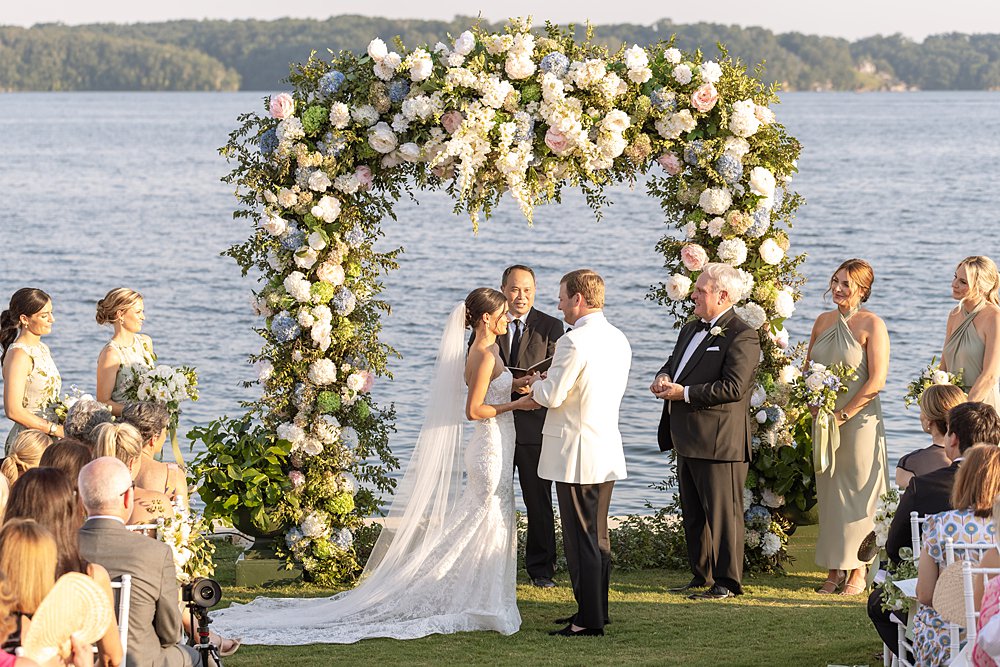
[789,361,858,413]
[903,356,963,408]
[125,364,199,434]
[50,385,95,424]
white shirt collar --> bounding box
[87,515,127,525]
[705,306,733,326]
[573,311,604,327]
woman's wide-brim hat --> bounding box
[21,571,113,662]
[932,560,970,626]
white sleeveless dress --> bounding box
[210,370,521,644]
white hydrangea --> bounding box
[314,414,342,444]
[297,309,315,328]
[406,48,434,81]
[761,532,781,556]
[310,195,342,223]
[656,109,697,139]
[275,117,304,143]
[329,102,350,129]
[723,136,751,158]
[505,55,536,80]
[350,104,380,127]
[665,274,692,301]
[570,59,607,88]
[698,187,732,216]
[346,373,366,391]
[601,109,631,134]
[743,487,754,509]
[308,358,338,385]
[277,187,297,209]
[664,48,682,64]
[283,272,312,303]
[759,238,785,265]
[699,61,723,83]
[735,269,755,302]
[779,364,802,384]
[481,76,515,109]
[256,360,274,383]
[300,511,329,538]
[774,287,796,318]
[624,44,649,70]
[307,170,331,192]
[745,529,762,549]
[333,174,360,194]
[482,33,513,55]
[277,422,306,446]
[373,52,401,81]
[729,99,761,138]
[717,238,748,266]
[301,437,323,456]
[706,217,725,237]
[735,301,768,329]
[672,64,693,84]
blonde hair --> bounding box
[0,476,9,524]
[91,421,144,466]
[952,444,1000,517]
[0,429,52,486]
[0,518,57,615]
[96,287,143,326]
[562,269,605,309]
[957,256,1000,307]
[919,384,968,436]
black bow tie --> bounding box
[693,320,711,332]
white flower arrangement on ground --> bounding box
[155,502,216,585]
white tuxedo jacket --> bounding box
[532,312,632,484]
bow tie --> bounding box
[693,320,711,332]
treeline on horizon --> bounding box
[2,15,1000,92]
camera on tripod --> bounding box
[183,577,222,609]
[183,578,224,665]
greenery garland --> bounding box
[207,18,808,583]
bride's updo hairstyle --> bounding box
[464,288,507,330]
[825,258,874,304]
[96,287,143,326]
[957,256,1000,306]
[0,288,51,362]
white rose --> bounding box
[749,167,777,198]
[277,422,306,446]
[307,170,331,192]
[262,215,287,236]
[723,136,751,158]
[625,45,649,70]
[805,373,826,393]
[398,142,422,162]
[368,122,398,154]
[664,48,682,64]
[755,410,768,424]
[407,49,434,81]
[297,309,315,328]
[367,38,388,61]
[277,188,297,209]
[665,274,692,301]
[351,104,380,126]
[602,109,630,134]
[773,288,795,318]
[759,238,785,265]
[706,217,725,237]
[735,301,768,329]
[294,247,319,270]
[373,52,401,81]
[310,195,342,223]
[698,187,732,216]
[505,55,536,80]
[454,30,476,56]
[672,64,693,84]
[932,370,952,385]
[307,231,327,251]
[627,67,652,84]
[699,61,723,83]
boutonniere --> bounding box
[709,325,726,337]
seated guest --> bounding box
[38,439,92,488]
[897,384,967,488]
[870,401,1000,654]
[63,400,112,446]
[4,468,123,666]
[77,457,202,667]
[92,423,174,526]
[0,430,51,487]
[121,402,188,510]
[913,445,1000,666]
[0,519,57,652]
[0,566,41,665]
[972,493,1000,667]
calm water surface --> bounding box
[1,91,998,514]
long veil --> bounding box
[210,301,471,641]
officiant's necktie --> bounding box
[509,319,523,366]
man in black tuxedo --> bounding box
[499,264,564,588]
[652,263,760,600]
[869,401,1000,654]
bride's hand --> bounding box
[513,396,541,411]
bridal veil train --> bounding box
[210,302,521,644]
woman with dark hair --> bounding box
[38,438,92,487]
[1,289,62,448]
[806,259,890,595]
[212,288,537,643]
[122,402,187,508]
[4,468,123,666]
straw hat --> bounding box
[21,572,114,662]
[932,560,969,626]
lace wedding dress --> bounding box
[211,305,521,644]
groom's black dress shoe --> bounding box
[549,624,604,637]
[688,584,734,600]
[532,577,556,588]
[668,578,708,593]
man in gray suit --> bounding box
[78,457,202,667]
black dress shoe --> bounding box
[549,624,604,637]
[668,578,708,593]
[688,584,733,600]
[532,577,556,588]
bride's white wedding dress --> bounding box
[211,304,520,645]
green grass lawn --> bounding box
[210,525,882,666]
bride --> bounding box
[211,288,538,644]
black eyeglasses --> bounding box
[120,482,135,497]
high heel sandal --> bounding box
[840,580,866,596]
[815,571,846,594]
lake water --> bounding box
[1,91,998,514]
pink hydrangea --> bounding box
[441,110,464,134]
[656,152,683,176]
[355,165,373,191]
[680,244,709,271]
[270,92,295,119]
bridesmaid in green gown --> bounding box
[941,256,1000,412]
[806,259,890,596]
[1,288,64,448]
[95,287,156,417]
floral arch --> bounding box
[211,19,808,584]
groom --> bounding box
[652,262,760,600]
[527,269,631,637]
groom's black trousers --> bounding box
[556,480,614,629]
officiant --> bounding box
[500,265,564,588]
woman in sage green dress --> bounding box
[941,256,1000,413]
[1,288,64,449]
[95,287,156,417]
[806,259,889,596]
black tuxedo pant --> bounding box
[556,480,613,629]
[677,454,748,594]
[867,586,902,656]
[514,443,557,580]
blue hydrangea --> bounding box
[387,79,410,103]
[285,527,304,549]
[344,226,365,248]
[764,405,786,427]
[318,131,347,157]
[746,209,771,238]
[332,287,357,316]
[683,140,706,166]
[319,70,346,96]
[271,312,301,343]
[715,154,743,185]
[744,504,772,529]
[539,52,570,77]
[281,227,305,251]
[258,127,278,155]
[513,111,535,142]
[650,88,677,112]
[331,527,354,551]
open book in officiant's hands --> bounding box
[508,356,553,379]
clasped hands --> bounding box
[512,371,546,410]
[650,374,684,401]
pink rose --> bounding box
[680,244,709,271]
[656,152,683,176]
[544,127,571,155]
[441,110,464,134]
[360,370,375,393]
[690,83,719,113]
[355,165,373,191]
[270,92,295,119]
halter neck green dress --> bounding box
[943,303,1000,412]
[810,310,888,570]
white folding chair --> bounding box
[109,574,132,656]
[943,538,996,662]
[961,560,1000,650]
[892,511,929,667]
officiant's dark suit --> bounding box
[500,303,563,583]
[656,305,760,596]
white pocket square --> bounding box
[706,346,721,352]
